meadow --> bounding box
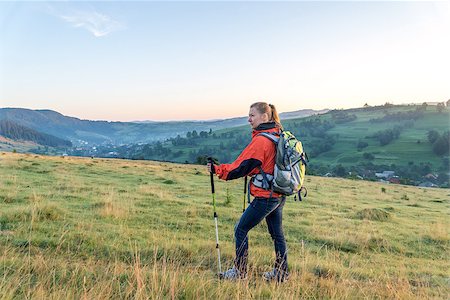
[0,152,449,299]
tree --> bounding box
[437,102,445,113]
[199,131,208,138]
[333,164,347,177]
[142,144,154,157]
[427,130,440,144]
[357,140,369,150]
[196,155,209,165]
[432,131,450,156]
[363,152,375,160]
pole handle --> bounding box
[207,157,215,194]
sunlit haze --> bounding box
[1,1,449,121]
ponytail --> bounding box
[250,102,283,130]
[268,104,283,130]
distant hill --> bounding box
[134,109,329,124]
[0,108,326,146]
[280,109,329,119]
[0,120,72,148]
[85,104,448,187]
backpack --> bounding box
[251,130,308,201]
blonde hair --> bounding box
[250,102,283,129]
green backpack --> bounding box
[251,130,308,201]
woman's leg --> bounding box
[265,196,288,275]
[234,198,281,275]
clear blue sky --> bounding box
[1,1,449,121]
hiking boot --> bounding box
[219,267,247,280]
[262,268,289,282]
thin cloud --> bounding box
[47,4,125,37]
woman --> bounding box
[207,102,289,282]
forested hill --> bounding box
[0,120,72,147]
[0,108,327,145]
[77,104,449,187]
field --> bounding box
[313,107,450,168]
[0,137,38,153]
[0,152,449,299]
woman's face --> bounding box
[248,107,269,129]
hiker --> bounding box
[207,102,289,282]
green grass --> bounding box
[0,152,449,299]
[313,107,449,168]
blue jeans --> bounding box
[234,196,287,275]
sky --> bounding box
[0,1,449,121]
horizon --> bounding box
[1,1,449,122]
[1,105,329,122]
[0,101,444,123]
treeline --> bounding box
[370,110,424,123]
[330,111,357,124]
[169,130,249,148]
[287,118,334,138]
[170,131,210,146]
[0,120,72,147]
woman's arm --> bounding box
[215,136,269,180]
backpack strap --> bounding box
[248,131,280,200]
[257,166,275,199]
[295,186,308,201]
[250,167,274,185]
[257,132,280,144]
[257,166,272,189]
[249,166,275,198]
[300,154,308,167]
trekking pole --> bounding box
[207,157,222,275]
[242,176,247,213]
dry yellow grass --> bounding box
[0,152,448,299]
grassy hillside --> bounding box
[102,104,448,186]
[110,105,449,167]
[0,136,39,153]
[308,106,449,168]
[1,152,448,298]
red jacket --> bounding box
[215,122,282,198]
